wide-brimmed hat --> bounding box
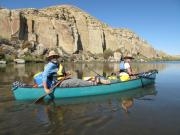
[47,50,59,60]
[124,54,134,59]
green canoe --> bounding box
[11,69,158,101]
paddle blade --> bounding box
[34,94,47,104]
[34,74,71,104]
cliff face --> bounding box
[0,5,166,58]
[0,9,20,39]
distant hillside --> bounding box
[0,5,169,61]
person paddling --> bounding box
[123,55,134,75]
[119,54,135,81]
[42,50,62,94]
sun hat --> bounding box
[47,50,59,60]
[124,54,134,59]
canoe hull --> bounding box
[12,73,156,100]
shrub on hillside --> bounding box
[103,49,113,59]
[0,36,11,45]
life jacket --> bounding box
[119,61,126,72]
[108,75,117,80]
[33,62,58,87]
[120,61,130,73]
[119,61,125,70]
[33,72,43,87]
[57,64,64,80]
[119,72,130,81]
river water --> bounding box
[0,62,180,135]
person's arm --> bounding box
[43,81,51,94]
[62,66,71,76]
[42,63,51,94]
[127,67,133,75]
[124,63,133,75]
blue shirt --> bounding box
[42,62,59,88]
[119,61,125,70]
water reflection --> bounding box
[0,63,6,68]
[121,97,134,113]
[28,86,158,135]
[0,62,170,85]
[33,103,64,127]
[33,86,157,123]
[59,62,168,81]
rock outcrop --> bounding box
[0,5,168,60]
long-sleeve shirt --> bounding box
[42,62,59,88]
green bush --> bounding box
[0,36,11,45]
[0,52,5,59]
[5,54,14,62]
[115,48,122,53]
[22,41,31,49]
[22,54,44,62]
[103,49,113,59]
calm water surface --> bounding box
[0,62,180,135]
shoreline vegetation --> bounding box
[0,36,180,64]
[1,54,180,64]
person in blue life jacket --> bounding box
[42,50,65,94]
[123,54,134,75]
[33,51,67,88]
[34,51,110,92]
[119,56,125,72]
[119,54,135,81]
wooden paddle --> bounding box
[34,75,70,104]
[85,65,102,77]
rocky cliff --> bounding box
[0,5,168,61]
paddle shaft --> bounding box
[34,81,62,104]
[34,75,70,104]
[86,65,103,77]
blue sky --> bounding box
[0,0,180,55]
